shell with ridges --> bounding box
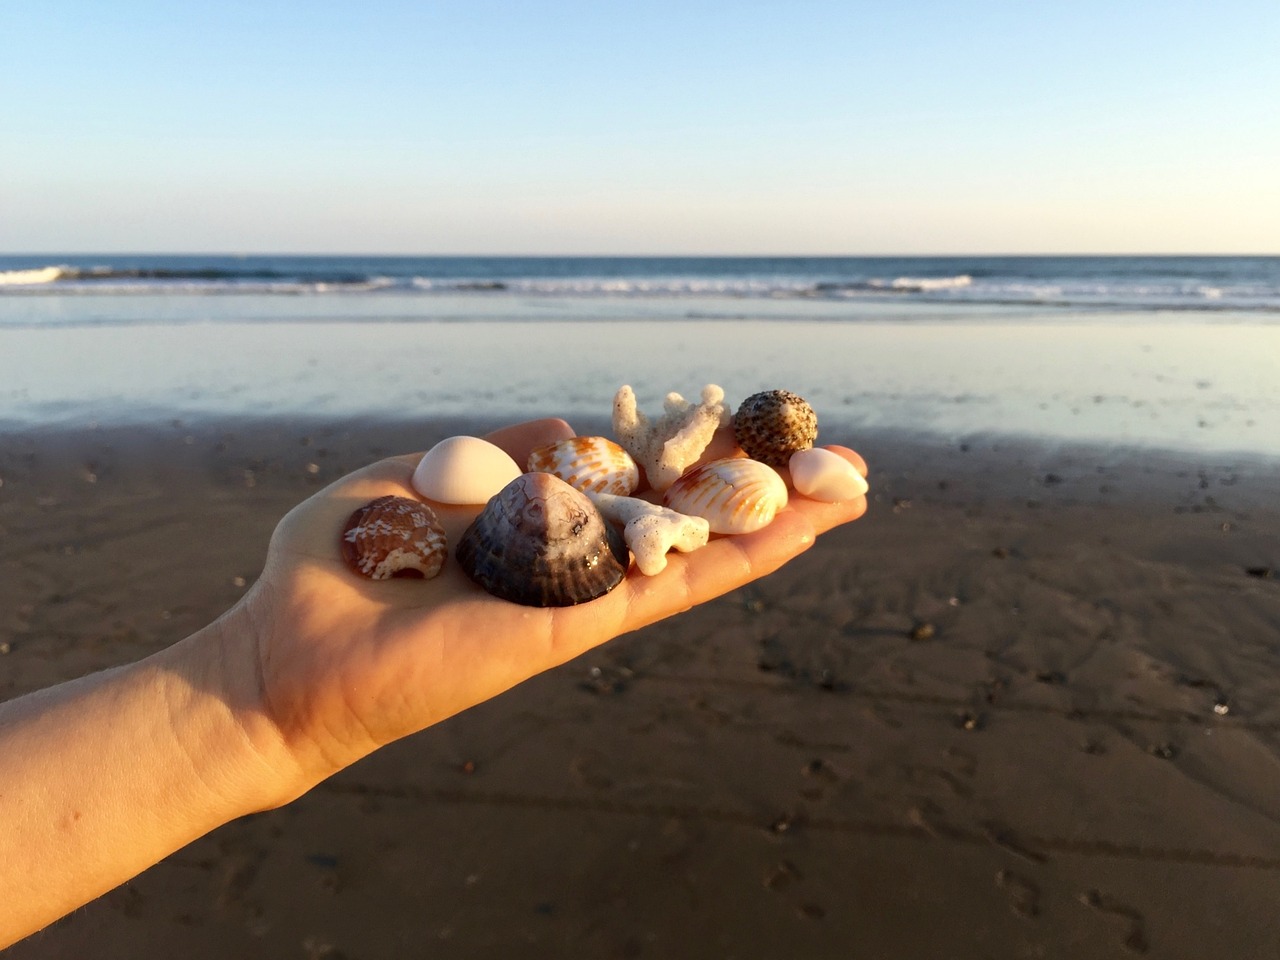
[341,495,448,580]
[412,436,522,505]
[733,389,818,468]
[456,472,629,607]
[662,457,788,534]
[527,435,639,496]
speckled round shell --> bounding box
[662,457,788,534]
[411,436,523,505]
[527,436,640,496]
[455,472,629,607]
[733,390,818,468]
[340,495,448,580]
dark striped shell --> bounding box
[455,472,629,607]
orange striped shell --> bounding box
[662,457,788,534]
[526,435,639,496]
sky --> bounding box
[3,0,1278,255]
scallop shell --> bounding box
[733,389,818,468]
[527,435,640,496]
[412,436,522,505]
[789,447,869,502]
[340,495,448,580]
[455,472,629,607]
[662,457,788,534]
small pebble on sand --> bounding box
[909,622,936,641]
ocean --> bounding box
[1,255,1277,457]
[3,254,1280,314]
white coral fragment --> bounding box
[612,384,730,492]
[587,492,710,576]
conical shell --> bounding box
[527,435,640,496]
[456,472,629,607]
[662,457,788,534]
[340,495,448,580]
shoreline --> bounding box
[4,415,1279,957]
[3,314,1279,458]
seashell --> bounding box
[613,384,730,492]
[340,495,448,580]
[411,435,522,505]
[456,472,629,607]
[662,457,788,534]
[733,389,818,468]
[527,435,639,496]
[587,491,709,576]
[789,447,869,502]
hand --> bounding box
[232,419,869,800]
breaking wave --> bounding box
[2,258,1277,312]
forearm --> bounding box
[0,610,299,947]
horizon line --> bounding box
[4,251,1279,259]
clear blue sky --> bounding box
[3,0,1277,254]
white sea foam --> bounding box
[411,276,801,297]
[888,274,973,292]
[2,259,1277,313]
[0,265,66,286]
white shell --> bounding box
[527,436,639,496]
[662,457,788,534]
[789,448,868,502]
[411,436,522,505]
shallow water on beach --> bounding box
[2,293,1277,458]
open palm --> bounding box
[242,418,868,786]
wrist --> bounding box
[152,600,311,817]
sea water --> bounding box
[1,255,1277,456]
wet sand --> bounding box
[3,416,1280,959]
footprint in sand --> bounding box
[995,869,1041,919]
[1079,888,1150,955]
[762,859,803,891]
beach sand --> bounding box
[3,416,1279,959]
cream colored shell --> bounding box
[788,447,868,502]
[662,457,788,534]
[411,436,522,505]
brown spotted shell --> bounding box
[732,389,818,468]
[455,472,629,607]
[526,435,640,496]
[341,495,448,580]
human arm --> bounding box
[0,418,868,946]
